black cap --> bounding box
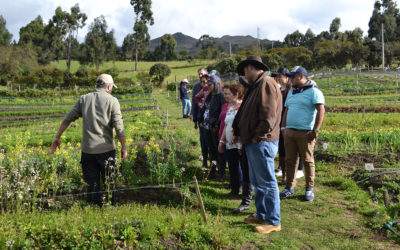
[271,67,290,77]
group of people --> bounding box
[187,55,325,234]
[51,55,325,235]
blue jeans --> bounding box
[181,98,191,116]
[245,141,280,225]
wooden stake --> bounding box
[176,82,178,101]
[368,186,374,196]
[383,189,390,208]
[166,110,169,127]
[193,176,207,223]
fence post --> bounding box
[383,189,390,208]
[362,106,365,119]
[193,176,207,224]
[328,76,331,88]
[356,73,359,85]
[166,110,169,127]
[176,82,178,101]
[368,186,374,196]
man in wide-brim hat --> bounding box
[231,55,283,234]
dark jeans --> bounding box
[240,148,250,183]
[226,148,243,194]
[239,147,253,206]
[204,128,225,176]
[81,150,116,206]
[199,122,208,167]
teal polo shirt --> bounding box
[284,82,325,130]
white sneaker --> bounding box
[296,170,304,179]
[275,170,282,177]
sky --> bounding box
[1,0,379,46]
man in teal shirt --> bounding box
[280,66,325,201]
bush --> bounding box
[166,82,177,91]
[75,66,90,86]
[115,77,135,87]
[136,72,152,86]
[149,63,171,87]
[207,55,245,75]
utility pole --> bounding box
[382,23,385,72]
[257,27,261,51]
[229,42,232,57]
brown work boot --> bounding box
[244,216,265,224]
[254,224,281,234]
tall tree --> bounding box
[19,16,53,64]
[345,27,364,43]
[368,0,399,41]
[160,34,177,60]
[196,34,216,49]
[122,33,135,60]
[45,7,69,61]
[284,30,305,47]
[65,4,87,72]
[130,0,154,71]
[80,16,116,70]
[329,17,341,40]
[0,15,12,46]
[304,28,316,48]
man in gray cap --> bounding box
[51,73,127,206]
[232,55,282,234]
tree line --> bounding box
[1,0,400,86]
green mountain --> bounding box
[148,32,274,54]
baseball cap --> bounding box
[207,75,221,85]
[209,70,220,77]
[271,67,290,77]
[286,66,308,78]
[181,79,189,83]
[97,74,118,88]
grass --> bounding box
[51,59,214,84]
[1,89,398,248]
[2,66,400,247]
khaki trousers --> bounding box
[284,129,316,189]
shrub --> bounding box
[136,72,152,86]
[75,66,90,86]
[149,63,171,87]
[166,82,177,91]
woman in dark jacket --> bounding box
[203,74,226,180]
[180,79,191,118]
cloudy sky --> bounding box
[2,0,378,45]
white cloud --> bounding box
[1,0,377,45]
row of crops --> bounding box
[309,73,400,235]
[0,90,203,212]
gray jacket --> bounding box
[62,88,125,154]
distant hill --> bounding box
[148,32,198,54]
[148,32,274,54]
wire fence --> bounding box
[1,181,195,206]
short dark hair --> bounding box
[198,68,207,73]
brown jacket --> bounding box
[235,72,282,144]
